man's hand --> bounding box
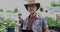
[12,21,21,28]
[33,30,38,32]
[44,27,49,32]
[15,23,21,27]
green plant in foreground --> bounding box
[0,17,5,32]
[4,18,16,28]
[46,17,56,26]
[0,18,16,32]
[0,24,6,32]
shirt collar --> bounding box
[27,13,39,20]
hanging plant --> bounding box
[14,7,18,13]
[0,9,3,12]
[51,0,56,6]
[51,0,60,6]
[6,10,13,13]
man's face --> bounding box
[27,5,37,14]
[18,16,21,19]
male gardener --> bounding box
[22,0,49,32]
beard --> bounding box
[29,11,36,15]
[30,11,35,15]
[29,10,35,14]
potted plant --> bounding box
[46,17,56,26]
[4,18,16,32]
[0,24,6,32]
[46,17,60,32]
[46,17,55,29]
[0,17,6,32]
[55,19,60,32]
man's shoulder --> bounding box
[36,14,46,20]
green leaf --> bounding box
[51,0,60,6]
[46,17,56,26]
[14,7,18,13]
[0,9,3,12]
[4,18,16,28]
[0,17,4,21]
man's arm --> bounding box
[13,21,22,28]
[15,19,24,28]
[44,27,49,32]
[43,17,49,32]
[33,30,38,32]
[15,22,22,28]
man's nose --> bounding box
[30,7,33,9]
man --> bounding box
[21,0,49,32]
[14,13,23,32]
[18,13,23,28]
[18,13,24,32]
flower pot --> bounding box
[54,27,60,32]
[49,26,60,32]
[6,28,15,32]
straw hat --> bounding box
[24,0,40,11]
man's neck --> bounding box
[30,13,36,17]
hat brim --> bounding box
[24,3,40,11]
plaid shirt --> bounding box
[22,14,48,32]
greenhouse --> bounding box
[0,0,60,32]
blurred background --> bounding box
[0,0,60,32]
